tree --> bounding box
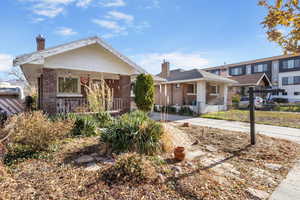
[259,0,300,53]
[133,74,154,112]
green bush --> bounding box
[94,111,114,128]
[133,74,155,112]
[101,110,164,155]
[70,115,98,137]
[179,106,194,116]
[101,153,157,184]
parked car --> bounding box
[239,96,264,109]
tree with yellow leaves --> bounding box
[259,0,300,53]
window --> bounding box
[253,63,268,73]
[294,92,300,96]
[58,77,79,94]
[186,83,196,95]
[294,76,300,84]
[282,91,288,96]
[282,77,294,85]
[282,59,298,69]
[246,65,251,74]
[209,84,220,95]
[231,67,243,75]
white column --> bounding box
[224,84,228,110]
[196,81,206,114]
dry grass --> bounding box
[0,125,299,199]
[201,109,300,129]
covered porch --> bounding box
[38,68,132,114]
[155,80,229,114]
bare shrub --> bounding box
[3,111,74,152]
[102,153,157,184]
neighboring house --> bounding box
[13,35,148,115]
[204,54,300,102]
[229,73,272,97]
[155,61,237,114]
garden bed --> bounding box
[201,109,300,129]
[1,124,299,199]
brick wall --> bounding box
[41,68,57,115]
[119,75,131,111]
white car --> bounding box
[239,96,264,109]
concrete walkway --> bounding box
[151,112,300,200]
[151,112,300,143]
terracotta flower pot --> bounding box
[174,146,185,161]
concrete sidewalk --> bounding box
[151,112,300,144]
[151,112,300,200]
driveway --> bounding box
[151,112,300,144]
[151,112,300,200]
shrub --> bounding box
[178,106,194,116]
[102,153,157,184]
[101,110,164,155]
[69,114,98,137]
[133,74,154,112]
[94,111,114,128]
[3,111,74,152]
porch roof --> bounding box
[157,68,237,84]
[13,36,146,74]
[229,73,272,86]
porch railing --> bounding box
[56,97,130,114]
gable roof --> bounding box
[158,68,237,84]
[229,73,272,86]
[13,36,146,74]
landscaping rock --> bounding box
[171,166,182,173]
[103,158,115,164]
[182,122,190,127]
[90,153,98,157]
[265,163,282,171]
[75,155,94,164]
[246,188,269,200]
[206,145,218,152]
[186,150,206,160]
[157,173,165,183]
[84,162,101,171]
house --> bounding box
[13,35,148,115]
[154,61,237,114]
[204,54,300,102]
[229,73,272,97]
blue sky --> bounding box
[0,0,283,80]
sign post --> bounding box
[249,87,256,145]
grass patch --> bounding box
[201,109,300,129]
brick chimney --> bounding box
[36,34,45,51]
[161,60,170,78]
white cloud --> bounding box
[101,0,126,7]
[33,5,64,18]
[55,27,77,36]
[106,11,134,24]
[92,19,125,33]
[32,17,45,23]
[131,52,209,74]
[0,54,13,72]
[76,0,93,7]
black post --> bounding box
[249,87,256,145]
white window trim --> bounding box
[186,83,196,95]
[209,84,220,96]
[57,76,82,97]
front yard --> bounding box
[201,109,300,129]
[1,123,299,199]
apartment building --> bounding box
[204,54,300,102]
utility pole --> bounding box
[249,87,256,145]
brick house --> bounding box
[13,36,149,115]
[155,61,237,114]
